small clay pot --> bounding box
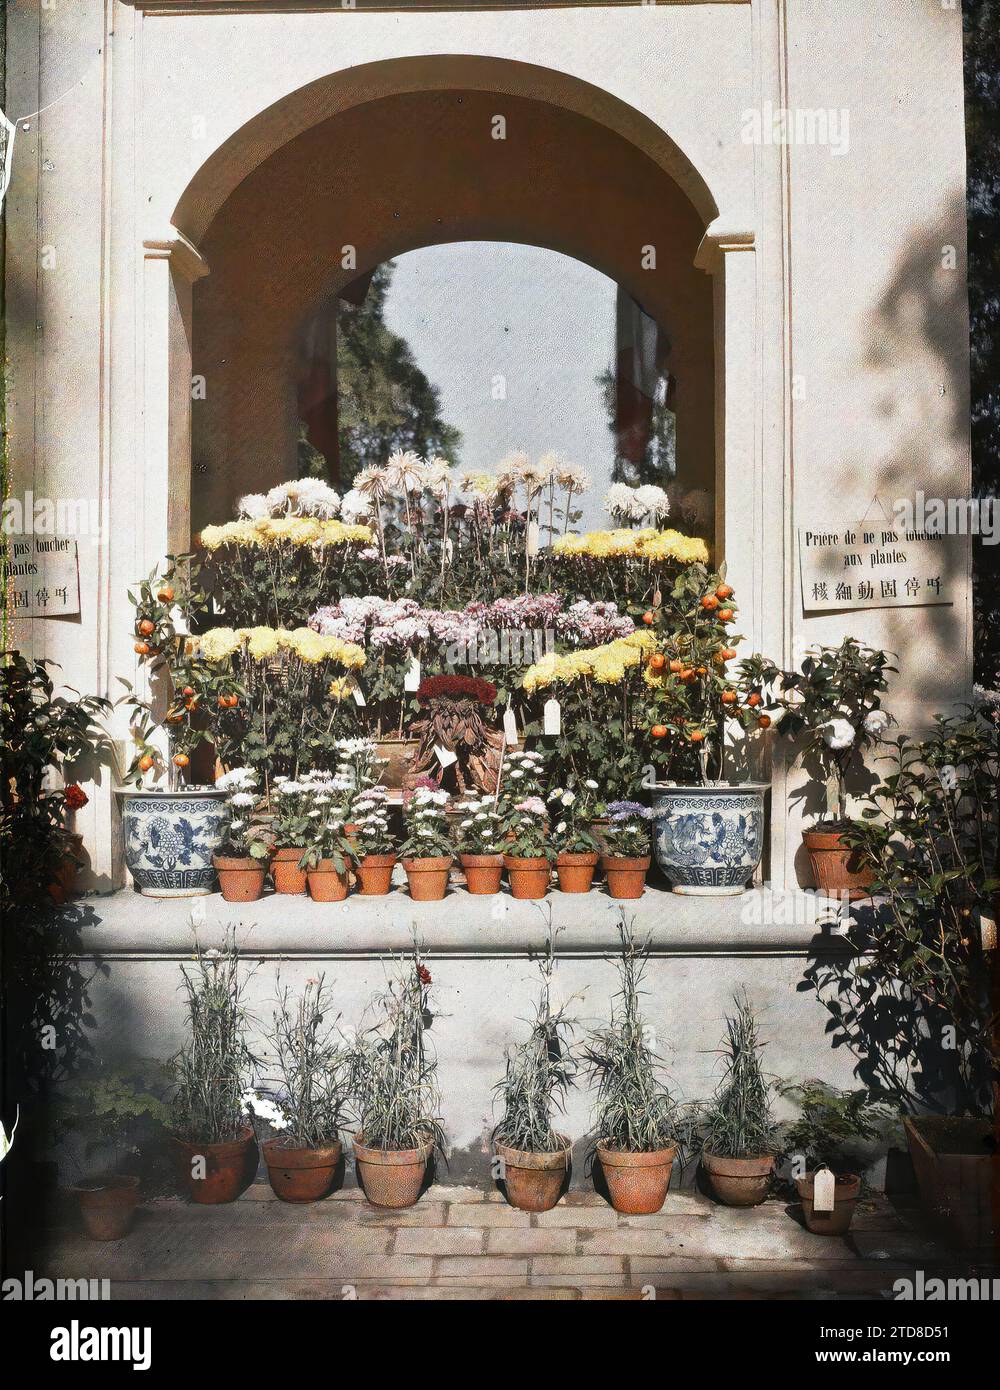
[271,846,307,895]
[402,856,452,901]
[602,854,650,899]
[597,1142,676,1215]
[795,1171,861,1235]
[460,853,504,895]
[306,859,352,902]
[171,1126,257,1204]
[356,854,396,896]
[495,1136,571,1211]
[802,829,873,900]
[555,851,599,894]
[352,1132,431,1208]
[213,854,266,902]
[702,1150,775,1207]
[503,854,551,900]
[71,1175,140,1241]
[262,1137,343,1203]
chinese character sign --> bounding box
[798,525,957,613]
[7,537,81,617]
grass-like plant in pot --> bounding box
[244,975,351,1202]
[348,949,443,1207]
[780,1080,897,1236]
[298,770,359,902]
[212,766,271,901]
[454,793,506,894]
[599,800,654,899]
[549,778,602,893]
[693,991,779,1207]
[349,784,397,895]
[400,781,454,900]
[53,1063,169,1240]
[170,930,258,1204]
[492,934,577,1211]
[501,794,553,899]
[586,919,687,1213]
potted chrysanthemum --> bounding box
[502,795,553,899]
[599,801,653,899]
[549,778,602,893]
[299,770,359,902]
[455,794,506,894]
[268,777,313,894]
[400,781,454,900]
[349,784,397,895]
[212,767,271,901]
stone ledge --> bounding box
[64,884,863,958]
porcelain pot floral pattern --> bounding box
[118,789,228,897]
[652,784,767,896]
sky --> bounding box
[381,242,619,529]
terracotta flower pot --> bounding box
[262,1137,343,1203]
[402,856,452,901]
[71,1175,140,1241]
[602,854,650,899]
[555,851,599,894]
[597,1142,676,1215]
[213,854,266,902]
[171,1126,257,1204]
[702,1150,774,1207]
[352,1133,431,1208]
[503,855,551,900]
[795,1171,861,1235]
[271,846,307,895]
[802,829,874,900]
[356,853,397,896]
[495,1137,571,1212]
[460,853,504,895]
[306,859,352,901]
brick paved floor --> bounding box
[33,1182,996,1301]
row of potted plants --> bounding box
[60,924,898,1240]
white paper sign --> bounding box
[503,705,519,746]
[812,1166,836,1213]
[403,656,421,692]
[543,698,561,735]
[169,604,190,637]
[7,536,80,617]
[350,680,367,707]
[434,743,458,769]
[799,524,957,613]
[526,520,540,558]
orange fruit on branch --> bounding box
[648,653,666,672]
[690,730,706,743]
[642,610,656,626]
[718,608,734,622]
[157,586,175,603]
[138,754,154,772]
[700,595,719,610]
[651,724,668,739]
[172,753,190,768]
[756,714,772,729]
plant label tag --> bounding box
[503,705,518,746]
[812,1166,836,1212]
[404,656,421,692]
[351,681,367,707]
[543,698,561,735]
[445,538,454,561]
[434,744,458,769]
[526,520,540,557]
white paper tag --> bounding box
[435,743,458,769]
[404,656,421,692]
[445,538,454,561]
[351,680,367,707]
[503,705,518,746]
[526,520,540,558]
[169,605,190,636]
[543,697,561,736]
[812,1166,836,1213]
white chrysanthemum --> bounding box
[237,493,269,520]
[634,484,671,520]
[820,717,856,751]
[354,466,390,503]
[340,488,371,523]
[604,482,642,521]
[425,457,453,500]
[557,464,592,494]
[386,450,427,495]
[863,709,891,737]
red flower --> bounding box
[416,674,497,706]
[64,784,89,811]
[417,964,432,986]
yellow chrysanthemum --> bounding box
[240,626,280,660]
[328,676,354,702]
[197,628,242,661]
[522,630,656,693]
[551,527,708,566]
[198,517,372,551]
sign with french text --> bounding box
[7,535,80,617]
[799,525,957,613]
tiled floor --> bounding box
[34,1183,997,1301]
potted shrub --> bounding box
[409,673,505,795]
[586,920,687,1213]
[643,567,773,895]
[212,766,270,901]
[268,776,314,894]
[599,800,654,899]
[55,1064,169,1240]
[244,975,350,1202]
[501,795,553,899]
[349,784,397,895]
[169,931,258,1204]
[773,637,894,897]
[780,1080,897,1236]
[455,794,505,894]
[299,774,359,902]
[693,992,779,1206]
[348,949,443,1207]
[493,936,576,1211]
[549,778,602,893]
[400,782,454,900]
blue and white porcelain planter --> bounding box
[651,783,768,896]
[117,788,228,897]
